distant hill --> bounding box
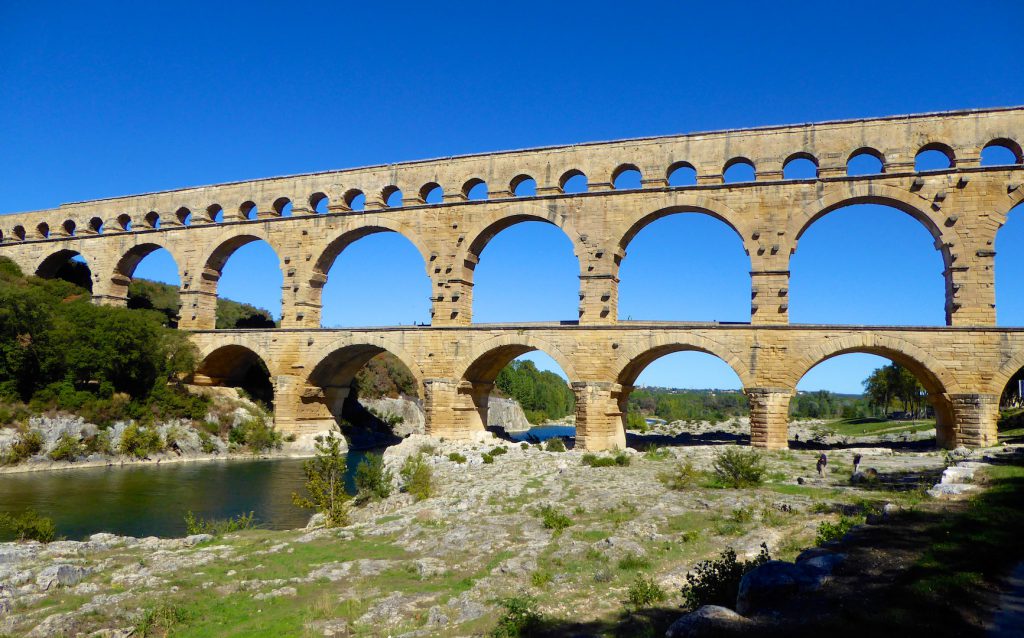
[127,279,276,329]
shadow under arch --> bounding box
[35,248,95,292]
[191,343,274,408]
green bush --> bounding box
[400,452,434,501]
[133,601,191,638]
[520,442,529,450]
[581,452,630,467]
[711,448,767,488]
[490,595,543,638]
[183,510,256,536]
[642,444,671,461]
[481,453,494,464]
[537,504,572,535]
[681,543,771,610]
[119,423,164,458]
[658,462,700,490]
[229,417,281,453]
[544,437,566,452]
[0,508,57,543]
[293,434,351,527]
[354,453,393,503]
[83,430,113,455]
[448,452,467,463]
[530,569,552,588]
[3,428,44,464]
[617,552,652,571]
[198,431,218,454]
[48,433,84,461]
[626,576,667,607]
[816,515,861,544]
[489,446,508,456]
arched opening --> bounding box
[144,212,160,229]
[847,148,884,176]
[344,189,366,211]
[982,139,1023,166]
[205,237,281,328]
[310,192,330,214]
[88,217,103,234]
[560,169,588,194]
[915,143,955,172]
[471,219,579,323]
[723,158,755,183]
[273,197,292,218]
[796,352,949,449]
[175,208,192,226]
[619,348,747,447]
[207,205,224,223]
[318,231,431,327]
[62,220,76,236]
[511,175,537,197]
[791,202,946,325]
[36,250,92,291]
[995,202,1024,325]
[612,164,642,190]
[36,222,50,239]
[240,202,258,220]
[383,186,403,208]
[420,182,443,204]
[783,153,818,180]
[192,345,274,409]
[667,162,697,187]
[463,178,488,201]
[618,209,749,321]
[117,214,132,231]
[461,346,576,443]
[12,225,26,241]
[119,244,182,327]
[308,345,422,448]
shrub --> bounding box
[482,453,494,464]
[400,453,434,501]
[681,543,771,610]
[83,430,112,455]
[354,453,393,503]
[489,446,508,456]
[3,428,44,464]
[544,438,566,452]
[530,570,552,588]
[293,434,351,527]
[133,602,191,638]
[0,509,57,542]
[658,462,700,490]
[626,576,667,607]
[816,515,861,544]
[490,595,543,638]
[198,431,218,454]
[581,452,630,467]
[617,552,652,571]
[711,448,767,488]
[48,433,84,461]
[520,442,529,450]
[448,452,467,463]
[642,445,671,461]
[537,504,572,535]
[118,423,164,458]
[229,417,281,453]
[183,510,256,536]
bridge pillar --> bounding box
[578,274,618,324]
[572,381,627,451]
[946,256,996,327]
[423,378,487,439]
[747,387,793,449]
[273,374,344,435]
[178,290,217,330]
[750,270,789,325]
[431,278,473,326]
[949,393,999,448]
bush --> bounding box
[626,576,667,607]
[293,434,351,527]
[354,453,393,503]
[0,508,57,543]
[400,453,434,501]
[489,446,508,456]
[642,444,671,461]
[530,569,552,588]
[537,504,572,535]
[617,552,652,571]
[816,515,861,544]
[581,452,630,467]
[48,433,84,461]
[82,430,113,456]
[681,543,771,610]
[711,448,767,488]
[658,462,700,490]
[198,431,218,454]
[229,417,281,453]
[183,510,256,536]
[520,442,529,450]
[490,595,543,638]
[448,452,467,463]
[544,438,566,452]
[481,453,494,464]
[119,423,164,458]
[2,427,44,464]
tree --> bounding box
[292,434,351,527]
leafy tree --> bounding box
[494,360,574,424]
[293,434,351,527]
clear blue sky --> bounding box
[3,1,1023,393]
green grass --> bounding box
[818,417,936,437]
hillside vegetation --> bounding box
[495,359,575,424]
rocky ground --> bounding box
[1,426,986,638]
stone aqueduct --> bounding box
[3,107,1024,450]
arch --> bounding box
[272,197,292,217]
[465,204,582,262]
[35,249,94,291]
[240,201,257,220]
[993,349,1024,398]
[109,241,184,310]
[613,335,754,390]
[310,192,329,214]
[116,214,132,231]
[456,334,578,386]
[343,189,365,211]
[306,335,424,395]
[612,164,642,190]
[382,185,403,208]
[62,219,76,236]
[915,142,955,171]
[420,182,443,204]
[618,199,749,255]
[463,177,488,200]
[510,174,537,197]
[982,138,1023,166]
[203,230,283,274]
[667,161,698,186]
[782,152,819,180]
[88,217,103,234]
[192,343,274,407]
[175,207,192,226]
[995,201,1024,326]
[559,169,588,193]
[312,221,432,279]
[723,157,756,183]
[144,211,160,228]
[12,225,26,241]
[36,222,50,239]
[206,204,223,223]
[846,147,885,176]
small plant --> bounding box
[642,445,672,461]
[0,508,57,543]
[490,595,542,638]
[183,510,256,536]
[537,504,572,535]
[482,453,494,464]
[293,434,351,527]
[581,452,630,467]
[354,453,393,503]
[530,569,552,588]
[229,417,281,453]
[816,515,861,544]
[198,431,218,454]
[83,430,112,455]
[617,552,652,571]
[2,427,44,464]
[544,438,566,452]
[448,452,467,463]
[134,602,191,637]
[626,576,667,607]
[400,453,434,501]
[489,446,508,456]
[48,433,84,462]
[658,462,700,490]
[520,442,529,450]
[681,543,771,610]
[118,423,164,459]
[711,448,767,488]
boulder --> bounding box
[362,397,425,437]
[736,560,822,615]
[665,605,752,637]
[487,397,531,432]
[36,564,87,590]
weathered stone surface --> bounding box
[736,560,823,615]
[35,564,87,590]
[665,605,753,637]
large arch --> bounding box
[34,248,96,292]
[109,242,184,305]
[305,335,425,394]
[191,343,275,408]
[200,231,284,326]
[995,201,1024,326]
[613,335,753,390]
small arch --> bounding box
[847,148,885,176]
[612,164,642,190]
[915,143,955,171]
[982,138,1023,166]
[559,169,588,194]
[782,153,819,180]
[463,178,488,200]
[344,189,366,211]
[206,204,223,223]
[723,157,756,183]
[382,185,403,208]
[12,225,26,241]
[36,222,50,239]
[116,214,132,231]
[511,174,537,197]
[62,220,76,236]
[667,161,698,187]
[240,201,258,220]
[273,197,292,217]
[310,192,330,214]
[175,207,192,226]
[420,182,443,204]
[144,211,161,229]
[88,217,103,234]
